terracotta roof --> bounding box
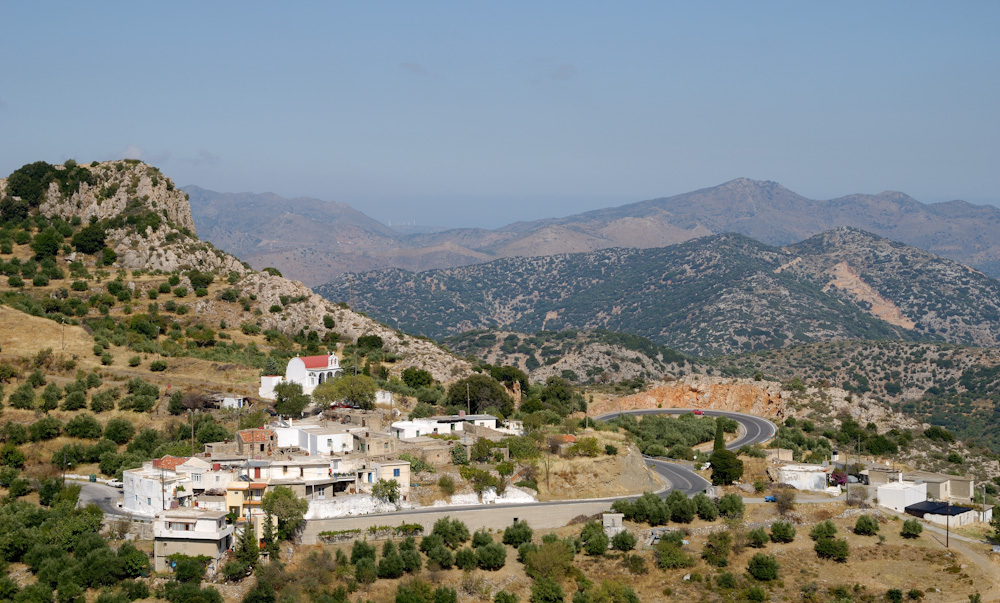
[299,355,335,369]
[550,434,577,444]
[153,456,191,471]
[238,428,275,443]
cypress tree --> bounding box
[714,420,725,452]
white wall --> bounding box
[777,469,828,492]
[877,482,926,512]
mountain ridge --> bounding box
[188,178,1000,285]
[316,227,1000,356]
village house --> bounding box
[123,456,193,516]
[237,427,278,458]
[153,509,233,574]
[775,463,833,492]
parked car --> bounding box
[764,495,776,503]
[692,410,704,415]
[108,479,123,489]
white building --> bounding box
[391,419,449,439]
[123,456,192,517]
[776,464,832,492]
[259,353,343,398]
[154,509,234,573]
[877,479,927,513]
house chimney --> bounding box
[459,410,466,417]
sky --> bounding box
[1,2,998,229]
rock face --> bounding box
[593,376,789,420]
[37,161,195,233]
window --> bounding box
[327,438,333,448]
[193,474,201,482]
[393,468,400,477]
[299,467,303,477]
[384,443,389,450]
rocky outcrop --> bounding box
[36,161,195,233]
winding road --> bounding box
[594,408,779,496]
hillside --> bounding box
[189,179,1000,285]
[317,229,1000,356]
[0,160,471,386]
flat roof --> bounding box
[430,414,497,422]
[906,501,974,516]
[159,509,228,520]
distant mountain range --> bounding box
[187,179,1000,285]
[315,228,1000,356]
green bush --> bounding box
[580,521,609,555]
[747,553,779,581]
[503,520,533,547]
[770,521,796,543]
[128,355,141,367]
[748,527,769,548]
[718,493,745,519]
[611,530,637,552]
[810,520,837,541]
[814,537,849,562]
[854,515,879,536]
[150,360,167,372]
[900,519,923,539]
[476,542,507,570]
[172,286,188,297]
[455,547,477,570]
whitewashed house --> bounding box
[878,477,927,512]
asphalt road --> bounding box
[594,407,778,496]
[74,480,125,515]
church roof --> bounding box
[300,355,335,369]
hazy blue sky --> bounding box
[1,2,997,228]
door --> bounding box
[254,467,261,479]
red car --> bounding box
[692,410,704,415]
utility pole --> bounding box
[466,383,470,415]
[946,500,950,548]
[189,409,195,454]
[61,317,65,352]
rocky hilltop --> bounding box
[0,160,471,383]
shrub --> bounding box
[774,488,796,515]
[128,355,141,367]
[611,530,637,552]
[814,537,849,562]
[770,521,796,543]
[172,287,188,297]
[530,578,565,603]
[150,360,167,372]
[432,516,470,548]
[748,527,769,548]
[656,540,695,569]
[888,589,904,603]
[810,520,837,541]
[717,572,737,589]
[65,414,103,439]
[718,493,745,519]
[580,521,609,555]
[269,304,282,313]
[494,592,518,603]
[476,542,507,570]
[503,520,533,547]
[854,515,879,536]
[455,547,477,570]
[438,474,456,495]
[104,418,135,444]
[472,529,493,548]
[747,553,779,581]
[702,530,731,567]
[901,519,923,539]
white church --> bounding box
[259,353,343,399]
